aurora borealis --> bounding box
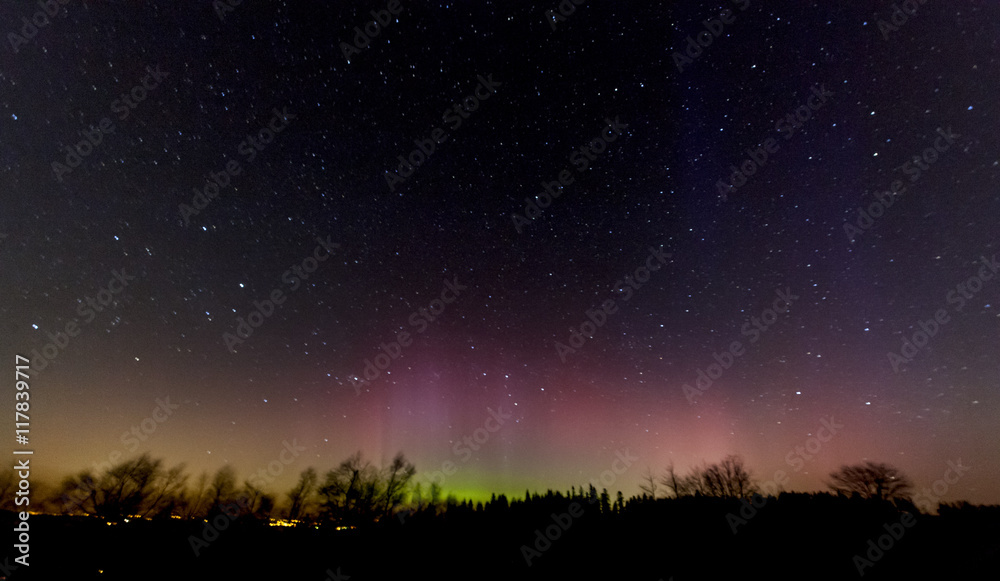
[1,0,998,509]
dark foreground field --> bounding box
[3,495,999,580]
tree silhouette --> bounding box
[320,451,377,526]
[140,462,187,518]
[180,471,210,519]
[659,462,687,498]
[380,452,416,520]
[53,470,98,515]
[681,465,707,497]
[242,479,275,520]
[651,456,757,499]
[827,461,913,502]
[207,465,241,517]
[701,455,758,499]
[318,450,414,526]
[428,481,444,513]
[639,467,659,498]
[287,467,318,522]
[52,454,185,522]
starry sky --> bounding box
[1,1,998,505]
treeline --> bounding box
[0,451,416,526]
[0,451,971,526]
[2,453,996,581]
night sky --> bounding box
[2,1,998,506]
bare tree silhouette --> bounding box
[318,451,415,526]
[140,463,187,518]
[207,465,240,515]
[242,479,275,520]
[380,452,416,520]
[650,456,757,499]
[51,454,185,522]
[701,455,758,499]
[287,467,319,522]
[320,451,378,526]
[639,467,659,498]
[827,461,913,502]
[659,462,686,498]
[180,471,210,519]
[681,465,707,497]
